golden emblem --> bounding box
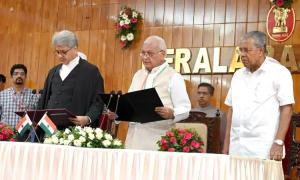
[272,7,290,33]
[267,5,295,42]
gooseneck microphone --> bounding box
[24,89,40,142]
[25,89,36,110]
[38,89,43,95]
[113,90,122,138]
[106,90,115,110]
[106,90,115,134]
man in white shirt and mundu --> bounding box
[109,35,191,150]
[222,31,294,160]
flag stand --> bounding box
[24,124,41,143]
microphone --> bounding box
[113,90,122,138]
[25,89,37,111]
[23,89,39,142]
[105,90,115,133]
[29,90,42,143]
[106,90,115,110]
[38,89,43,95]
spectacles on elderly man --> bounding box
[139,50,163,58]
[236,48,260,55]
[54,48,72,56]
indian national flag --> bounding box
[38,113,57,136]
[16,114,32,136]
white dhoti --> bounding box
[125,120,173,151]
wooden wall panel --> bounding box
[236,0,247,22]
[154,0,164,26]
[214,0,225,24]
[184,0,194,25]
[194,0,204,25]
[225,0,236,23]
[0,0,300,143]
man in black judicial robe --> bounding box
[38,30,104,129]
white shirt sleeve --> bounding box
[276,68,295,106]
[225,86,232,107]
[168,73,191,122]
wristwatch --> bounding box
[274,139,284,146]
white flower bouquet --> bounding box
[116,6,142,49]
[44,126,124,149]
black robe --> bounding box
[38,58,104,128]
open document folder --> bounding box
[15,108,76,127]
[100,88,165,123]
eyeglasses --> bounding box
[12,72,26,76]
[54,48,72,56]
[139,50,163,58]
[236,48,259,55]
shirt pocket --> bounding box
[254,81,276,104]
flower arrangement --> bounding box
[0,122,16,141]
[270,0,295,8]
[157,128,205,153]
[116,6,142,49]
[44,126,124,149]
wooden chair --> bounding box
[286,114,300,180]
[175,122,208,152]
[176,111,221,153]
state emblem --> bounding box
[267,5,295,41]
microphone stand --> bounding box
[105,90,115,134]
[113,90,122,138]
[24,89,41,143]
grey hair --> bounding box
[241,31,267,53]
[52,30,78,48]
[144,36,167,52]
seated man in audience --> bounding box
[0,74,6,91]
[0,64,38,128]
[108,35,191,150]
[191,82,226,150]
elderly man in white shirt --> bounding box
[109,35,191,150]
[222,31,294,161]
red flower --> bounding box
[160,138,167,145]
[1,128,7,135]
[7,129,13,135]
[198,148,204,153]
[180,139,187,146]
[10,138,16,142]
[191,140,200,149]
[120,41,126,47]
[162,144,169,150]
[0,135,3,140]
[123,24,130,29]
[170,137,177,144]
[184,132,192,140]
[179,129,185,134]
[116,24,122,30]
[125,9,131,15]
[131,18,138,23]
[0,123,2,128]
[168,148,175,152]
[183,146,190,152]
[166,131,174,136]
[276,0,284,7]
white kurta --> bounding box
[125,62,191,150]
[225,57,295,159]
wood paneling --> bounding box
[0,0,299,143]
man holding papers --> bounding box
[38,30,104,128]
[109,36,191,150]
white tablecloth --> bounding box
[0,142,283,180]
